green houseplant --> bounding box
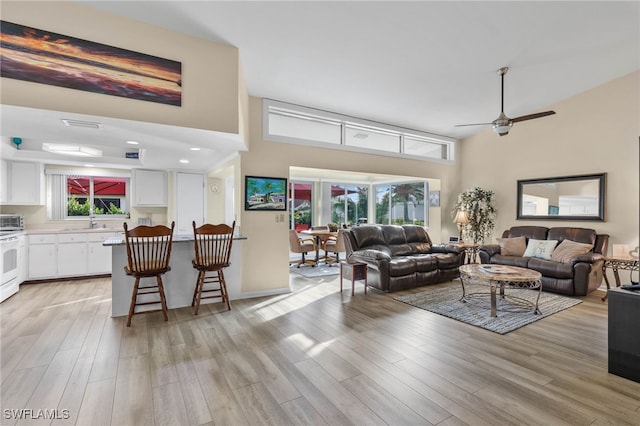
[453,187,497,244]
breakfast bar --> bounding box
[104,234,246,317]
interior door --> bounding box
[175,172,205,235]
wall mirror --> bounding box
[517,173,606,221]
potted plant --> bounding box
[453,187,497,244]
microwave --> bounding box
[0,215,24,231]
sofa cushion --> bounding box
[548,227,596,246]
[523,239,558,260]
[351,225,386,249]
[550,239,594,263]
[528,258,574,279]
[504,226,548,241]
[409,254,438,272]
[403,225,432,253]
[432,253,461,269]
[497,236,527,256]
[491,255,530,268]
[388,257,416,276]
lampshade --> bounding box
[453,210,469,224]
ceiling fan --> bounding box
[455,67,556,136]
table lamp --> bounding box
[453,210,469,243]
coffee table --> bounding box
[459,264,543,317]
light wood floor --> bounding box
[1,273,639,426]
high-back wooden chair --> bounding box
[191,221,235,315]
[123,221,175,327]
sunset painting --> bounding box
[0,21,182,106]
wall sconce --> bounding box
[453,210,469,243]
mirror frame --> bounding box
[516,173,606,221]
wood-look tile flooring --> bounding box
[1,273,639,425]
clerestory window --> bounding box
[263,99,456,161]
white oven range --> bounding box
[0,214,26,303]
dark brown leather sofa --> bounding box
[343,224,464,292]
[478,226,609,296]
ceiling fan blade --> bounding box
[498,132,509,136]
[454,122,493,127]
[511,111,556,123]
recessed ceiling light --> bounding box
[179,159,189,164]
[61,118,102,129]
[189,147,201,151]
[42,143,102,157]
[126,140,139,145]
[84,164,94,167]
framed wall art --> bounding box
[1,20,182,106]
[244,176,287,211]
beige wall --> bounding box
[459,71,639,254]
[239,97,460,294]
[1,1,241,135]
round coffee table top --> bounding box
[460,264,542,282]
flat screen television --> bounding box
[244,176,287,211]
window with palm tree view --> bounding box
[375,182,428,225]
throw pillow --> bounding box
[523,239,558,260]
[496,236,527,256]
[550,239,594,263]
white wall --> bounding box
[239,97,460,294]
[458,71,639,254]
[1,1,242,135]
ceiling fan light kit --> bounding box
[456,66,556,136]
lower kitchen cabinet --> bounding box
[28,234,57,280]
[87,234,113,274]
[58,233,88,277]
[27,231,119,280]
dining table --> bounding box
[300,229,338,264]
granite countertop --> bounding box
[26,227,123,235]
[103,235,247,246]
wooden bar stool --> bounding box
[191,221,235,315]
[123,221,175,327]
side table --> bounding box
[340,261,367,296]
[602,256,639,301]
[452,243,480,264]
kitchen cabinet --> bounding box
[27,231,120,280]
[87,233,116,274]
[57,233,88,277]
[132,169,167,206]
[17,235,27,284]
[175,172,206,234]
[2,161,44,205]
[28,234,57,280]
[0,160,7,204]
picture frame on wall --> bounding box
[244,176,287,211]
[429,190,440,207]
[1,20,182,106]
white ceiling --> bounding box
[2,1,639,171]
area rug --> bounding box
[393,283,582,334]
[289,264,341,278]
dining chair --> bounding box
[289,229,317,267]
[191,221,235,315]
[324,229,346,266]
[123,221,175,327]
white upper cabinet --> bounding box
[132,169,167,207]
[1,161,44,205]
[174,172,206,234]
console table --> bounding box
[608,288,640,383]
[601,256,639,301]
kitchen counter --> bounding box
[26,227,123,235]
[106,235,245,317]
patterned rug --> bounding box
[289,264,341,278]
[394,283,582,334]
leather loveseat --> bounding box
[478,226,609,296]
[343,224,464,292]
